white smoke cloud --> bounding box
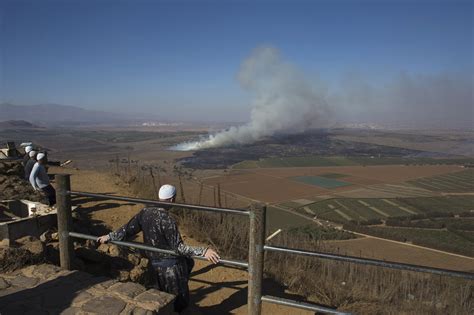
[173,46,330,151]
[330,71,473,129]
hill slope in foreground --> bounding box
[50,167,473,313]
[4,165,471,314]
[46,167,315,315]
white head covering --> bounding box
[29,150,37,158]
[36,153,46,161]
[159,184,176,200]
[25,146,33,154]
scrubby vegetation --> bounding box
[110,162,474,314]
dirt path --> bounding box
[51,167,315,314]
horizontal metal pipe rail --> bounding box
[265,245,474,280]
[58,184,474,314]
[262,296,351,315]
[69,191,250,216]
[69,231,249,268]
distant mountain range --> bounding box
[0,103,155,125]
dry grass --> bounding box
[112,162,474,314]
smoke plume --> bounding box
[331,71,473,129]
[173,46,330,151]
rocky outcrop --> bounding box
[0,236,46,272]
[0,161,43,201]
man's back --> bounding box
[109,207,206,261]
[29,162,50,189]
[139,207,178,260]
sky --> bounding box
[0,0,472,125]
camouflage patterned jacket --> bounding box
[108,207,207,261]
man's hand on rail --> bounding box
[204,248,220,264]
[97,235,110,244]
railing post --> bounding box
[248,203,266,315]
[56,174,74,270]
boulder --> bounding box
[109,282,146,298]
[139,258,149,268]
[81,295,127,315]
[108,244,123,257]
[15,236,45,257]
[97,243,111,254]
[129,266,148,283]
[117,270,130,282]
[128,253,141,266]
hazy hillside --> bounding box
[0,103,149,124]
[0,120,41,129]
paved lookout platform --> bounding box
[0,264,175,315]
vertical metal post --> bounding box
[56,174,73,270]
[248,203,266,315]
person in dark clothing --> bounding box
[24,150,37,180]
[97,184,220,313]
[29,153,56,206]
[22,145,33,167]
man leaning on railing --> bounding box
[97,184,220,313]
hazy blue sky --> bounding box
[1,0,472,123]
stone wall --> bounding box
[0,264,175,314]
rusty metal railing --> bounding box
[55,174,474,315]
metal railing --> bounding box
[55,174,474,315]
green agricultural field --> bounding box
[286,224,357,240]
[336,199,387,220]
[408,169,474,192]
[398,196,474,214]
[258,156,345,167]
[302,196,474,224]
[386,217,474,231]
[318,210,350,224]
[362,198,419,216]
[291,176,352,188]
[307,198,411,222]
[346,225,474,256]
[319,173,349,179]
[453,230,474,242]
[278,201,305,210]
[232,156,474,169]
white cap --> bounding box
[29,150,37,158]
[37,153,46,161]
[25,146,33,153]
[158,184,176,200]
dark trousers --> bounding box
[151,257,194,313]
[41,184,56,206]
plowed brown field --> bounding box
[205,165,462,203]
